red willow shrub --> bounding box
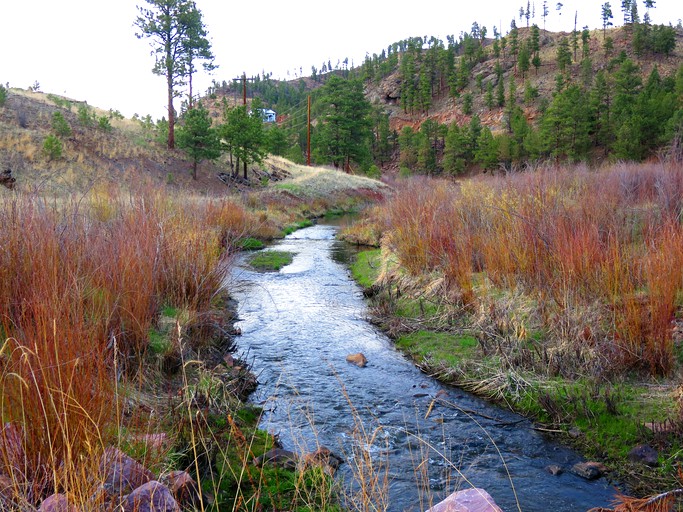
[376,163,683,375]
[0,189,257,502]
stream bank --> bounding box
[229,223,617,511]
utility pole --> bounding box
[232,73,255,107]
[307,95,311,166]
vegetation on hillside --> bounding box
[196,6,683,176]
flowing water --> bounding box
[228,223,617,512]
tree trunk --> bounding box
[234,157,240,178]
[167,71,175,149]
[243,160,247,180]
[192,159,197,180]
[188,62,194,109]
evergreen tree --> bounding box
[590,70,614,151]
[462,93,473,115]
[496,75,506,107]
[531,24,541,76]
[417,119,440,174]
[443,122,469,174]
[541,84,591,161]
[181,4,215,108]
[177,102,220,180]
[51,111,72,138]
[398,126,418,169]
[518,42,531,79]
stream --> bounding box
[228,223,617,512]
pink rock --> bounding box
[100,447,155,496]
[122,481,179,512]
[39,494,78,512]
[425,488,503,512]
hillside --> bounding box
[368,25,683,135]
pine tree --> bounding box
[556,37,572,73]
[601,3,614,39]
[518,42,531,79]
[177,102,220,180]
[485,81,495,109]
[590,70,613,151]
[135,0,214,149]
[475,126,499,169]
[317,76,372,171]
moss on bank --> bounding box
[248,251,295,271]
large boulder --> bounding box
[100,447,155,497]
[346,353,368,367]
[425,488,503,512]
[122,481,179,512]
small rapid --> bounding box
[228,223,616,511]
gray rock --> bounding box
[628,444,659,467]
[571,461,608,480]
[122,481,179,512]
[545,464,563,476]
[253,448,298,470]
[425,488,503,512]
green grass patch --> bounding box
[248,251,295,271]
[395,331,479,366]
[282,219,314,236]
[350,249,381,288]
[395,297,440,319]
[275,183,304,195]
[148,328,170,355]
[161,305,178,318]
[238,237,265,251]
[323,206,358,219]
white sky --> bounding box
[1,1,680,119]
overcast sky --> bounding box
[1,1,680,119]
